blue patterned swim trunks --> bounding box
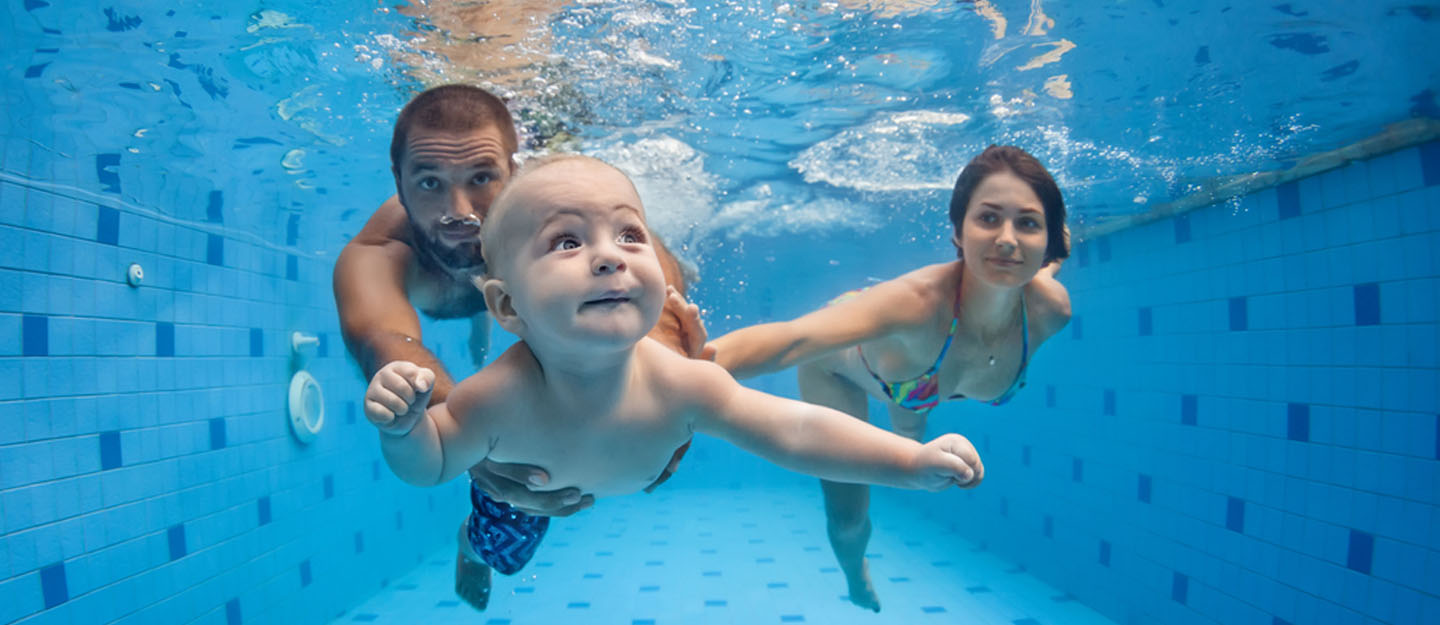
[467,480,550,575]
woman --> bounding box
[709,145,1073,612]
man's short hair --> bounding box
[389,84,519,172]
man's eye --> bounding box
[472,173,492,185]
[417,177,440,191]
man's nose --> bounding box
[448,187,477,220]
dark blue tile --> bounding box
[209,418,226,450]
[1043,515,1053,538]
[1097,237,1111,262]
[96,153,122,193]
[1227,497,1245,533]
[966,585,990,593]
[300,559,312,586]
[1071,315,1082,340]
[1045,385,1055,408]
[1181,395,1197,426]
[40,562,67,608]
[395,511,403,530]
[704,599,727,607]
[1099,540,1110,566]
[323,474,334,499]
[259,496,271,526]
[435,600,459,607]
[567,602,590,609]
[317,332,329,357]
[1277,182,1300,219]
[286,255,298,281]
[638,585,659,592]
[207,191,224,223]
[781,616,805,622]
[1229,297,1248,331]
[97,206,119,245]
[1103,389,1116,416]
[1171,572,1188,604]
[1138,474,1152,503]
[1021,445,1031,467]
[1288,404,1310,442]
[1138,307,1152,336]
[583,573,602,579]
[1274,617,1294,625]
[702,571,721,577]
[24,63,50,78]
[513,587,533,594]
[1072,458,1083,482]
[168,524,186,560]
[1434,415,1439,460]
[225,598,240,625]
[632,620,655,625]
[756,557,774,563]
[372,461,381,481]
[156,322,174,357]
[1347,530,1373,574]
[250,328,263,357]
[922,606,947,614]
[1174,214,1191,243]
[484,619,511,625]
[99,431,122,469]
[1421,141,1440,187]
[1014,619,1041,625]
[1000,497,1008,517]
[767,582,788,588]
[287,213,300,245]
[354,532,363,553]
[346,401,356,424]
[22,314,47,356]
[888,576,910,583]
[1354,283,1380,326]
[207,234,223,266]
[351,616,377,623]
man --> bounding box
[333,84,705,609]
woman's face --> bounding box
[954,170,1050,288]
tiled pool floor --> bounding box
[331,485,1118,625]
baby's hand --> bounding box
[912,433,985,491]
[364,361,436,437]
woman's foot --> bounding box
[844,559,881,613]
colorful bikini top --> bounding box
[844,275,1030,413]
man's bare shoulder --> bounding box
[347,195,414,250]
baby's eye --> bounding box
[417,177,441,191]
[618,228,646,244]
[550,236,581,252]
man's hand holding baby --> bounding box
[365,360,436,437]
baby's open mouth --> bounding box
[582,296,631,308]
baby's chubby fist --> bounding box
[363,361,436,437]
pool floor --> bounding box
[331,485,1117,625]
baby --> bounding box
[363,154,984,588]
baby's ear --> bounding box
[480,278,524,335]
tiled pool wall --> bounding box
[0,135,476,622]
[903,141,1440,625]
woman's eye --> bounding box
[1020,218,1042,230]
[978,212,998,224]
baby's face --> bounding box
[490,160,666,350]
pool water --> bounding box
[2,1,1437,624]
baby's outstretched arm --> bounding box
[686,361,984,490]
[365,360,494,487]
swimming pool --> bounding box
[1,1,1436,624]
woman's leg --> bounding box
[798,363,882,612]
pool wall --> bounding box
[0,161,473,623]
[905,141,1440,625]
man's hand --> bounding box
[667,286,716,360]
[364,361,436,437]
[911,433,985,491]
[469,461,594,517]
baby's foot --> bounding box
[844,559,881,613]
[455,523,493,611]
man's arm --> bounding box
[333,198,457,404]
